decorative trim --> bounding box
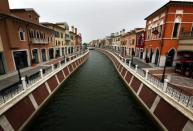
[0,115,14,131]
[150,96,161,113]
[28,94,38,110]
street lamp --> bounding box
[161,53,168,83]
[131,49,135,65]
[16,65,22,84]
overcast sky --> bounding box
[9,0,178,42]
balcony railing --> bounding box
[31,38,49,44]
[181,31,193,39]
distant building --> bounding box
[126,28,143,56]
[135,29,145,59]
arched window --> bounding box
[36,30,40,39]
[18,27,25,41]
[172,17,181,38]
[29,29,34,38]
[159,19,164,38]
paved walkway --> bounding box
[149,68,193,91]
[0,53,78,91]
[0,65,51,91]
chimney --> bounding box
[71,26,74,33]
[75,28,77,34]
[0,0,10,13]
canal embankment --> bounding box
[97,48,193,131]
[0,50,89,131]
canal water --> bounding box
[28,51,158,131]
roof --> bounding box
[0,11,54,32]
[10,8,40,17]
[56,22,69,30]
[41,22,66,31]
[145,1,193,20]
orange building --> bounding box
[144,1,193,67]
[0,0,54,74]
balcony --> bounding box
[181,31,193,39]
[179,31,193,51]
[31,38,49,44]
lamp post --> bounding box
[131,49,135,65]
[16,65,22,84]
[161,53,168,83]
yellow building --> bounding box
[42,22,66,57]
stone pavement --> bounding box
[149,68,193,92]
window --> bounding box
[36,31,40,39]
[61,33,63,38]
[29,14,32,19]
[172,17,181,38]
[18,28,25,41]
[29,30,34,38]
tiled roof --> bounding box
[0,11,54,31]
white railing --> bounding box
[31,38,49,44]
[102,47,193,110]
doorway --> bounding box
[0,52,6,75]
[13,50,28,69]
[41,49,46,62]
[166,49,176,66]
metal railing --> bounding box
[0,82,24,104]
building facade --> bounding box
[144,1,193,67]
[0,0,54,74]
[136,29,145,59]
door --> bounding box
[155,49,159,65]
[32,49,39,64]
[13,51,28,69]
[41,49,46,62]
[0,53,5,75]
[49,48,54,59]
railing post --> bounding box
[163,79,169,92]
[40,69,43,78]
[21,77,27,89]
[51,64,54,71]
[125,58,127,64]
[135,65,138,72]
[129,61,131,68]
[59,61,61,68]
[145,69,149,80]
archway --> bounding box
[150,48,153,62]
[166,48,176,67]
[155,49,160,65]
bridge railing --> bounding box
[104,47,193,110]
[0,49,88,106]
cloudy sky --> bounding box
[9,0,173,42]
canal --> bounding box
[28,50,158,131]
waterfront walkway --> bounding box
[0,52,79,91]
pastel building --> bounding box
[126,28,143,56]
[144,1,193,67]
[135,28,145,59]
[0,0,54,74]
